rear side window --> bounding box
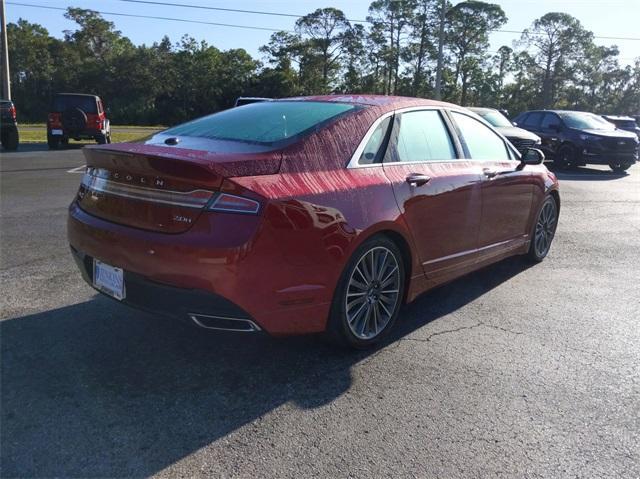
[523,112,543,128]
[451,111,510,161]
[359,117,392,164]
[163,101,358,145]
[540,113,560,129]
[52,95,98,113]
[386,110,456,163]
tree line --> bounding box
[7,1,640,125]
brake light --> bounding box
[9,105,16,120]
[48,113,61,128]
[208,193,260,215]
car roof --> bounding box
[280,94,458,112]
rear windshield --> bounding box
[477,110,512,128]
[52,95,97,113]
[162,101,358,145]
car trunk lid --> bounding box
[77,142,281,233]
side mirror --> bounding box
[520,147,545,166]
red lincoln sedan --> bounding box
[68,95,559,348]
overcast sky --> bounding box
[6,0,640,66]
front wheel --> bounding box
[609,161,632,172]
[327,235,406,349]
[554,145,574,169]
[528,196,559,262]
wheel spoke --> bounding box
[348,300,368,325]
[379,299,393,318]
[376,250,389,280]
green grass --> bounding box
[20,123,165,129]
[18,127,162,144]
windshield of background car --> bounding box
[614,120,638,129]
[52,96,98,113]
[478,110,513,128]
[163,101,359,145]
[559,112,615,130]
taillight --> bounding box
[9,105,16,119]
[48,113,61,127]
[208,193,260,215]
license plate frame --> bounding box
[93,259,125,301]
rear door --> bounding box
[381,109,484,280]
[448,110,535,260]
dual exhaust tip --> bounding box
[189,313,261,332]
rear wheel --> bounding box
[1,128,19,151]
[609,161,632,172]
[327,235,405,349]
[47,135,60,149]
[528,196,558,262]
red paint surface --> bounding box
[68,95,559,335]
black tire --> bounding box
[554,145,574,169]
[527,196,559,262]
[609,161,631,172]
[47,135,60,150]
[97,134,107,145]
[327,235,406,349]
[1,128,19,151]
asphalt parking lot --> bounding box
[1,144,639,478]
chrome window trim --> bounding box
[346,105,521,169]
[81,173,214,209]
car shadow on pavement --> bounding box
[1,256,531,477]
[546,163,629,181]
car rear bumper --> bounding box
[67,201,333,336]
[70,245,262,332]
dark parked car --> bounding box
[602,115,640,139]
[68,95,559,349]
[0,99,19,151]
[47,93,111,149]
[468,107,541,153]
[513,110,639,172]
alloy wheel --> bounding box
[345,246,401,340]
[534,199,557,258]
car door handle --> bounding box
[483,168,499,179]
[405,173,431,187]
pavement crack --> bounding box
[402,321,523,343]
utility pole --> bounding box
[434,0,446,100]
[1,0,10,100]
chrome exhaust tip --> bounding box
[189,313,261,332]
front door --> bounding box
[448,110,535,261]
